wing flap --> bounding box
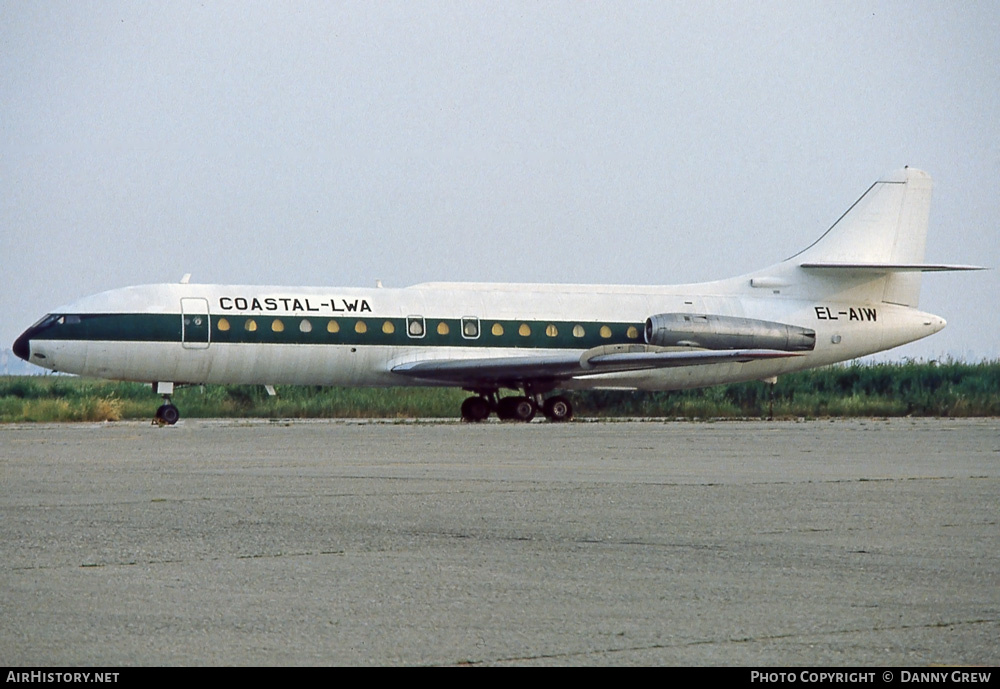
[391,354,582,387]
[391,348,803,388]
[584,348,802,370]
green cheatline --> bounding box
[32,312,645,349]
[2,359,998,422]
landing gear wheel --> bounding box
[513,397,536,422]
[498,396,536,422]
[460,396,491,422]
[543,395,573,422]
[496,397,513,420]
[155,403,180,426]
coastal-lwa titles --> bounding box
[218,296,372,314]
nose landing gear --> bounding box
[152,382,180,425]
[154,401,180,425]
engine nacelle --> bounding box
[644,313,816,351]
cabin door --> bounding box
[180,298,211,349]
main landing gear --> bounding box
[460,390,573,423]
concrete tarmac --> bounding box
[1,418,997,666]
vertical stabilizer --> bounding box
[790,167,933,307]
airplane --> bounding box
[12,167,982,424]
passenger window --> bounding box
[407,316,425,338]
[492,323,504,336]
[382,321,395,334]
[299,319,312,333]
[626,326,639,339]
[437,322,449,336]
[461,317,480,339]
[519,324,531,337]
[355,320,367,334]
[245,319,257,332]
[573,325,585,338]
[218,318,231,332]
[545,324,558,337]
[600,325,612,339]
[327,320,340,333]
[272,319,284,333]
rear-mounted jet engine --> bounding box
[644,313,816,352]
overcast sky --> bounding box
[2,1,998,367]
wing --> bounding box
[391,346,802,389]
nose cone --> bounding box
[12,329,32,361]
[13,314,56,362]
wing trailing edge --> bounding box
[391,347,803,388]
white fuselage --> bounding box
[12,167,973,424]
[21,278,945,391]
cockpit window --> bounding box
[30,314,60,330]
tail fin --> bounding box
[790,167,933,307]
[772,167,978,308]
[743,168,980,307]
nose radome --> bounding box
[12,330,31,361]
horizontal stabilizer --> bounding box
[800,262,985,273]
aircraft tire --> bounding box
[543,395,573,422]
[510,397,536,422]
[157,403,180,425]
[495,397,515,420]
[497,397,514,421]
[460,396,490,422]
[496,396,534,421]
